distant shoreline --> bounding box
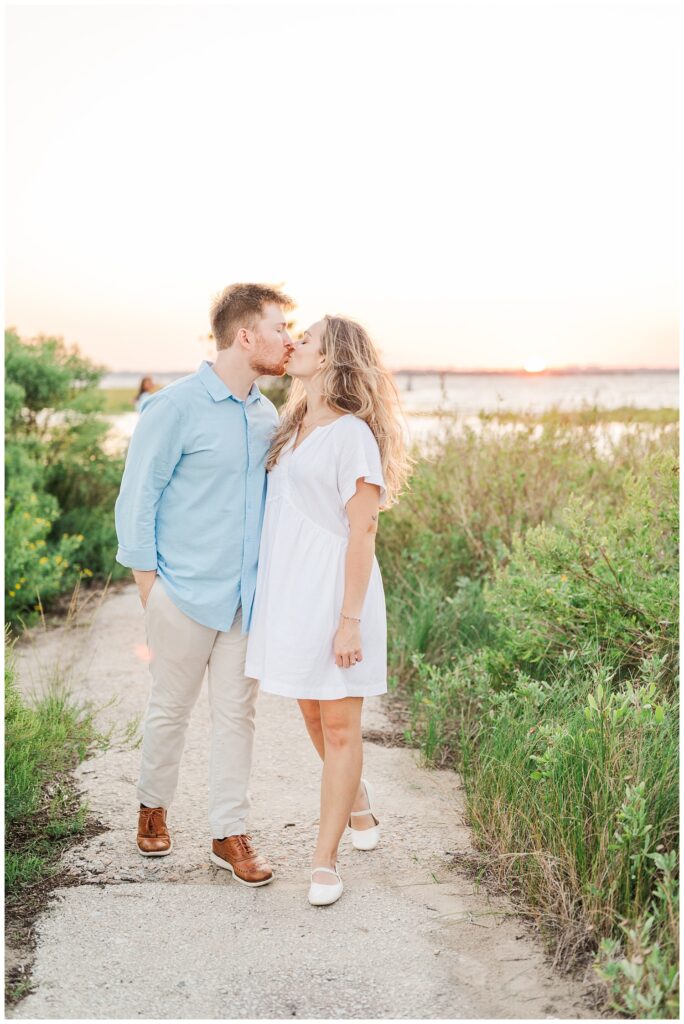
[392,367,680,376]
[102,366,679,385]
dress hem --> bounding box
[248,671,387,701]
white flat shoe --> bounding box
[349,778,380,851]
[308,865,344,906]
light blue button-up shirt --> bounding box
[114,361,278,633]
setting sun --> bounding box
[523,358,548,373]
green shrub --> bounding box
[379,416,679,1016]
[482,450,678,691]
[5,330,126,626]
[380,416,677,594]
[4,494,83,622]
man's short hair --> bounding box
[210,283,295,350]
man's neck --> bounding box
[210,349,258,402]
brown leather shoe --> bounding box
[137,805,172,857]
[210,834,274,887]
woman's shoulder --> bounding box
[333,415,380,453]
[336,414,375,437]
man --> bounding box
[115,283,295,886]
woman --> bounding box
[134,376,156,412]
[245,315,411,906]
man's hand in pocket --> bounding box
[132,569,157,608]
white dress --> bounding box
[245,414,388,700]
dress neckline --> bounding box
[290,413,353,455]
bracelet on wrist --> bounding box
[340,613,361,623]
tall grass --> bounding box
[4,638,104,896]
[378,412,679,1017]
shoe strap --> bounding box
[311,866,340,880]
[350,779,378,822]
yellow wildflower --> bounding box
[76,534,84,542]
[560,574,568,582]
[55,555,63,564]
[15,583,21,590]
[83,569,93,577]
[39,557,49,565]
[9,591,15,598]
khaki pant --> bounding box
[138,579,257,838]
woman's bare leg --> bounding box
[298,699,325,759]
[310,697,364,881]
[298,697,376,832]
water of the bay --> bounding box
[103,370,678,452]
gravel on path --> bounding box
[8,585,593,1019]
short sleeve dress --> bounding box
[244,414,388,700]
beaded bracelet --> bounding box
[340,613,361,623]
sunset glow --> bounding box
[523,359,548,374]
[5,3,677,372]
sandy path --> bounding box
[9,585,593,1019]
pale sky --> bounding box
[5,1,679,372]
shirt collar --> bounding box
[197,361,262,405]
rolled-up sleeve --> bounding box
[115,395,184,570]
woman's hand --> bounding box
[334,619,363,669]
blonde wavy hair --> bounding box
[266,315,412,507]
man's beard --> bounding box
[250,341,290,378]
[250,354,290,377]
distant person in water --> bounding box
[134,376,156,413]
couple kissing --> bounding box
[114,283,411,906]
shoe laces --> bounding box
[231,834,254,857]
[141,807,165,836]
